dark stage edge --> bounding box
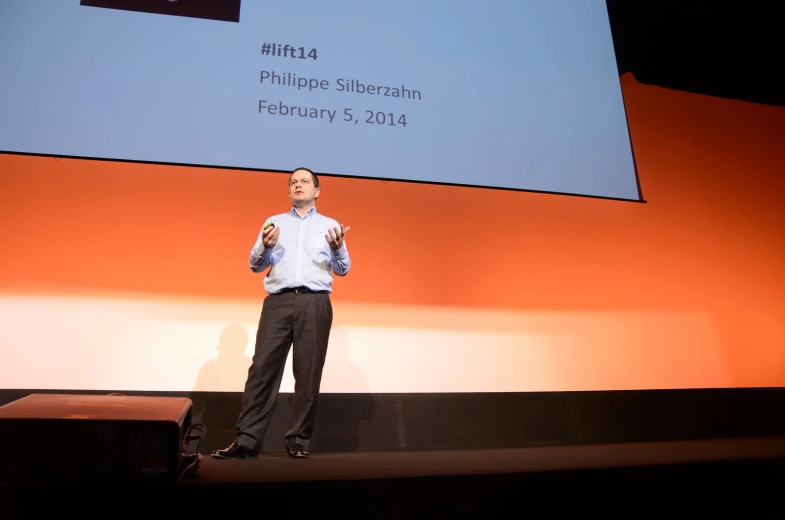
[3,387,785,455]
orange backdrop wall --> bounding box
[1,74,784,393]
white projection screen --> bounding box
[0,0,641,201]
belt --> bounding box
[277,286,329,294]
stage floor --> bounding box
[187,435,785,484]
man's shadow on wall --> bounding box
[308,325,375,453]
[189,321,375,454]
[188,322,252,453]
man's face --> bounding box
[288,169,319,206]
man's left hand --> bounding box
[326,224,350,250]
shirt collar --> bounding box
[290,206,317,219]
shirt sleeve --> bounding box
[249,221,274,272]
[330,241,351,276]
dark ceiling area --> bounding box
[606,1,784,107]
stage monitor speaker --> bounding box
[0,393,193,485]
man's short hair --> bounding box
[290,167,319,188]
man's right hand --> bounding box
[262,224,280,248]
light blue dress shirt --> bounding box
[249,206,351,294]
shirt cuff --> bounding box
[331,245,348,260]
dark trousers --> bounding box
[235,291,333,451]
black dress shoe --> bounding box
[211,442,258,460]
[287,444,309,459]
